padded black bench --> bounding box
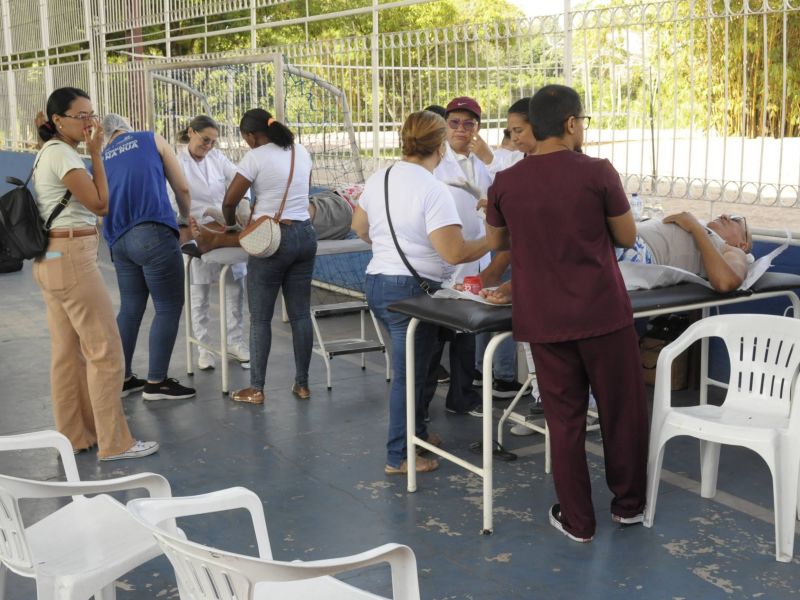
[388,272,800,534]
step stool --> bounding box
[310,300,390,389]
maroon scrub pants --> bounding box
[531,324,648,539]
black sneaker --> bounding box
[445,404,483,417]
[471,369,483,387]
[121,374,146,398]
[142,378,196,401]
[436,365,450,384]
[528,401,545,416]
[492,378,524,399]
[549,504,593,543]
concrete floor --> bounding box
[1,255,799,599]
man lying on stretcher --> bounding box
[482,211,752,303]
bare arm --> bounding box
[222,174,253,226]
[663,212,748,292]
[428,225,490,265]
[61,122,108,215]
[485,223,510,251]
[155,134,190,218]
[479,250,511,287]
[351,206,371,244]
[607,209,637,248]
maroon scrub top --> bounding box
[487,150,633,343]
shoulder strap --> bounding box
[245,144,296,226]
[31,141,74,230]
[24,141,55,186]
[273,144,295,222]
[43,191,72,231]
[383,165,431,295]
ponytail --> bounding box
[239,108,294,150]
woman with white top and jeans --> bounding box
[352,110,491,475]
[32,87,158,461]
[222,108,316,405]
[177,115,250,370]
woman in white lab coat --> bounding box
[177,115,249,370]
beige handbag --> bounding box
[238,145,296,257]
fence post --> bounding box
[563,0,572,86]
[1,0,19,149]
[371,0,380,161]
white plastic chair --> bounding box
[127,486,421,599]
[0,430,172,599]
[644,314,800,562]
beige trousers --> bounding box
[32,232,135,458]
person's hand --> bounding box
[469,132,493,164]
[34,110,46,130]
[476,198,488,211]
[479,281,512,304]
[663,211,703,233]
[84,119,104,155]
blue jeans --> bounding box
[112,222,184,381]
[475,332,517,381]
[247,219,317,390]
[366,273,440,467]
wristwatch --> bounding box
[177,214,190,227]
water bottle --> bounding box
[630,192,643,221]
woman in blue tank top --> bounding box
[101,113,196,402]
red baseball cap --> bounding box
[445,96,482,120]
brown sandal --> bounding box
[384,455,439,475]
[416,432,442,455]
[231,387,264,404]
[291,384,311,400]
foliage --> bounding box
[583,0,800,137]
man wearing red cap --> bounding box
[421,96,519,417]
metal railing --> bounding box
[2,0,800,221]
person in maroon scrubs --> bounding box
[485,84,648,543]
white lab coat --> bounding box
[178,147,247,283]
[178,147,247,350]
[433,144,492,284]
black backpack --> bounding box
[0,148,72,260]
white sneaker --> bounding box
[228,342,250,363]
[100,440,159,461]
[510,424,535,436]
[198,350,216,371]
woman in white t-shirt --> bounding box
[177,115,249,370]
[351,110,491,475]
[221,108,316,405]
[31,87,157,461]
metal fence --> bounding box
[2,0,800,220]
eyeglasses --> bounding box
[61,112,98,121]
[447,118,477,131]
[729,214,749,241]
[197,135,217,147]
[565,115,592,129]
